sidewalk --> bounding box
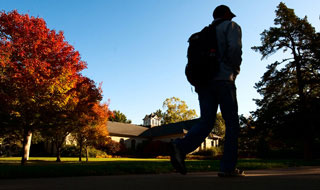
[0,166,319,190]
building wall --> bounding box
[65,134,77,146]
[143,115,161,127]
[197,138,219,151]
[151,118,161,127]
[152,134,184,142]
[64,133,219,154]
[143,119,150,126]
[150,134,220,152]
[109,136,147,150]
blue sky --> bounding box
[2,0,320,124]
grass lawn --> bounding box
[0,157,319,179]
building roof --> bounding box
[143,113,159,120]
[107,121,149,137]
[107,119,221,139]
[140,119,200,137]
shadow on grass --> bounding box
[0,158,319,179]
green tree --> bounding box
[213,113,225,138]
[109,110,132,124]
[162,97,197,124]
[153,109,164,119]
[238,115,260,157]
[252,2,320,159]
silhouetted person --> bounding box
[170,5,244,177]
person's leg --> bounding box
[219,82,240,172]
[175,87,219,155]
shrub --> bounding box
[87,147,107,157]
[143,141,169,157]
[61,145,110,158]
[0,138,22,157]
[93,139,123,155]
[61,145,80,157]
[192,147,222,158]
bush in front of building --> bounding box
[0,138,22,157]
[192,147,222,158]
[60,145,108,158]
[142,140,170,157]
[60,145,81,157]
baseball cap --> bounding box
[213,5,236,19]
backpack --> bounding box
[185,19,225,87]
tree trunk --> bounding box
[21,129,32,165]
[79,140,83,162]
[85,145,89,162]
[55,138,63,162]
[295,59,313,159]
[55,134,68,162]
[303,113,314,160]
[56,145,61,162]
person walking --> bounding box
[170,5,244,177]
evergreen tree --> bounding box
[252,2,320,159]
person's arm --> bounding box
[226,21,242,76]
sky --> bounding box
[2,0,320,124]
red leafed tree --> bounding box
[74,101,112,162]
[42,76,104,162]
[0,10,87,164]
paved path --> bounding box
[0,166,319,190]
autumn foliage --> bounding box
[74,102,113,161]
[0,10,111,163]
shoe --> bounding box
[218,168,245,177]
[169,142,187,175]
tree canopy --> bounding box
[251,2,320,158]
[108,110,132,124]
[0,10,108,163]
[162,97,197,124]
